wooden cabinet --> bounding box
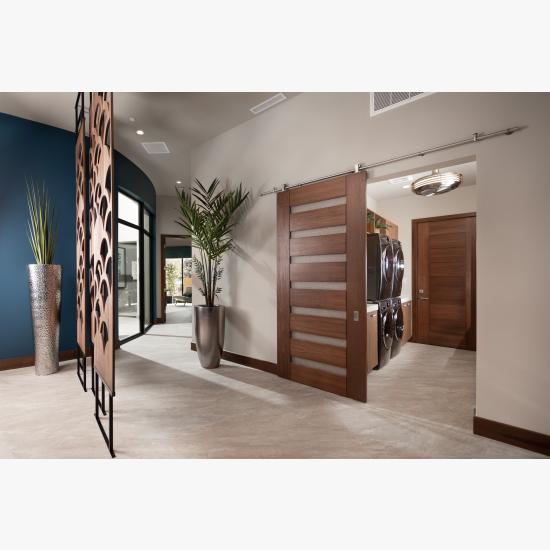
[402,300,412,343]
[366,208,398,240]
[367,310,378,371]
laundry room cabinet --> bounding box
[402,300,412,343]
[367,310,378,371]
[366,208,399,240]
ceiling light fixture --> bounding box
[136,129,144,135]
[176,180,182,184]
[411,169,462,196]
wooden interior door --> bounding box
[413,213,476,350]
[277,172,368,402]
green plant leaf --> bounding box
[26,180,57,264]
[176,179,249,306]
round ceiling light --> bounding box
[136,129,144,135]
[411,169,462,196]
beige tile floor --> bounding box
[0,319,542,458]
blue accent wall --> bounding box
[0,112,156,360]
[116,151,156,214]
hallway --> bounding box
[0,321,541,458]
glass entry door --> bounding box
[117,224,140,340]
[117,191,153,343]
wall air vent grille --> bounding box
[250,93,287,114]
[370,92,430,116]
[142,141,170,154]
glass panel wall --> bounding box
[143,234,151,327]
[143,210,150,233]
[117,191,153,343]
[119,192,139,225]
[118,224,140,340]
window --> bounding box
[117,191,153,343]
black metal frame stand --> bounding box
[94,368,115,457]
[76,345,87,391]
[74,91,116,459]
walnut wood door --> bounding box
[413,213,476,350]
[277,172,368,402]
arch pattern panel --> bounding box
[89,92,116,394]
[75,118,87,354]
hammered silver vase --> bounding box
[194,305,225,369]
[28,264,62,376]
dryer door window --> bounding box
[382,310,393,350]
[394,305,404,339]
[381,247,394,294]
[394,248,404,285]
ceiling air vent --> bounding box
[250,93,287,115]
[370,92,431,116]
[141,141,170,154]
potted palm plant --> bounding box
[176,178,248,369]
[26,182,61,375]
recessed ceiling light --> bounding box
[176,180,182,184]
[136,129,144,135]
[129,116,135,122]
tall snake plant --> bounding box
[176,178,249,307]
[26,182,57,264]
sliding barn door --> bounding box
[277,172,368,402]
[89,93,116,394]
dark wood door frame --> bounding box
[411,212,476,349]
[160,233,187,324]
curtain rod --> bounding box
[258,126,523,197]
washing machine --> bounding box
[391,239,405,298]
[375,299,394,369]
[367,233,394,301]
[390,297,404,358]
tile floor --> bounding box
[0,319,542,458]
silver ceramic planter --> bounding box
[28,264,62,376]
[193,305,225,369]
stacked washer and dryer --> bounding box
[367,234,405,369]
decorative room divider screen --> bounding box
[75,93,89,392]
[86,92,116,457]
[277,172,368,402]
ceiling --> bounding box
[0,92,299,196]
[367,161,477,202]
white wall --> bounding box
[155,194,189,319]
[371,184,477,301]
[190,92,550,436]
[366,194,378,213]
